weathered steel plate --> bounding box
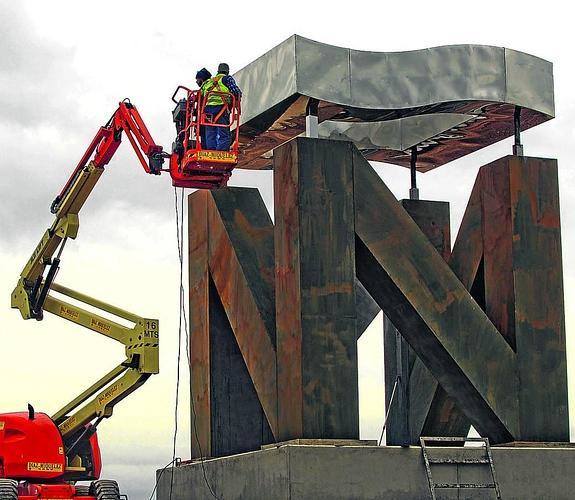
[233,35,554,171]
[352,142,518,443]
[274,138,359,441]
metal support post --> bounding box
[409,146,419,200]
[305,98,319,139]
[513,106,524,156]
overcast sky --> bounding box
[1,0,574,498]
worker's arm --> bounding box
[222,75,242,99]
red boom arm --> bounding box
[52,100,165,214]
[94,101,163,171]
[51,89,242,214]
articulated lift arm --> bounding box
[43,282,159,443]
[11,100,160,450]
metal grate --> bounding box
[420,436,502,500]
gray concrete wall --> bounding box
[157,444,575,499]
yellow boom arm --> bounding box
[11,160,159,442]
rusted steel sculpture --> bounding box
[189,189,276,458]
[385,156,567,445]
[188,37,567,459]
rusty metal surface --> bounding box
[234,35,554,171]
[208,277,274,457]
[207,188,278,438]
[482,160,516,349]
[400,200,451,261]
[210,189,276,343]
[410,183,486,442]
[403,200,470,444]
[384,200,456,445]
[449,177,484,290]
[411,187,488,441]
[188,188,278,458]
[489,156,568,441]
[385,155,569,443]
[405,157,568,443]
[274,139,303,439]
[188,135,568,457]
[188,191,211,458]
[384,311,411,446]
[352,143,518,443]
[274,138,359,441]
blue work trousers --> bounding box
[204,105,231,151]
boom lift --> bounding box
[0,88,241,500]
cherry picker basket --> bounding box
[170,85,241,189]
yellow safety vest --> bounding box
[201,74,230,106]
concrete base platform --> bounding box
[157,442,575,499]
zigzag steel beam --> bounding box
[208,274,274,456]
[384,199,460,445]
[207,188,278,438]
[406,179,484,440]
[353,146,518,443]
[450,172,485,290]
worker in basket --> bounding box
[196,63,242,151]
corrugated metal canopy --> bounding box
[232,35,554,171]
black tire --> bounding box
[91,479,121,500]
[75,484,91,496]
[0,479,17,500]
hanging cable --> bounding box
[148,458,180,500]
[169,188,184,500]
[172,187,222,500]
[175,189,191,369]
